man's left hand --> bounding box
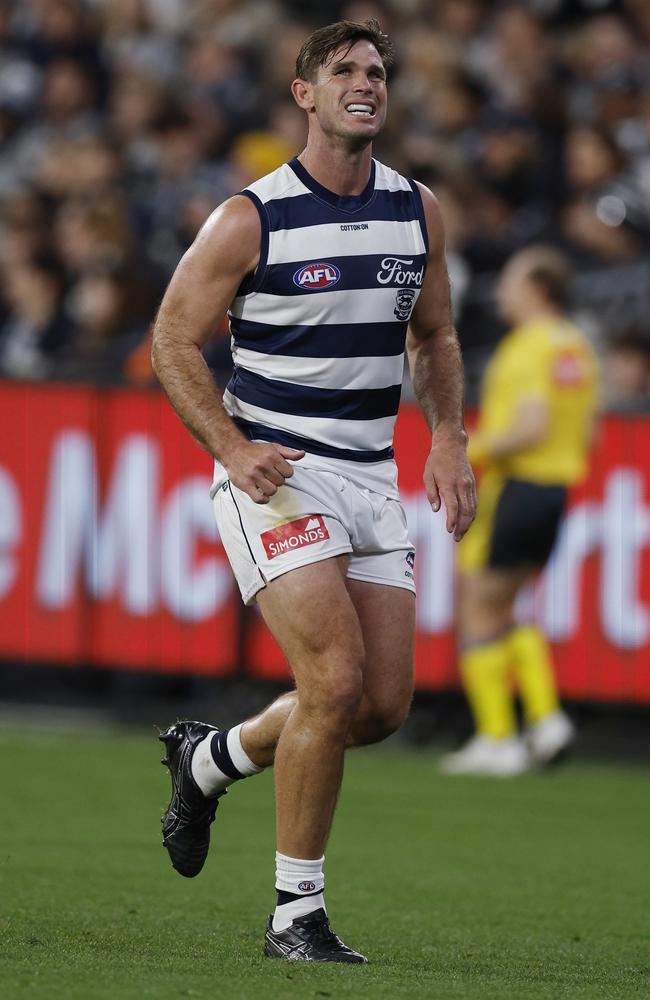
[423,426,477,542]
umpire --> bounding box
[442,246,599,777]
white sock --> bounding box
[190,731,231,796]
[190,723,263,797]
[272,852,326,932]
[227,723,264,778]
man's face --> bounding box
[304,40,388,147]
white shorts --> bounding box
[212,464,416,605]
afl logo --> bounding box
[298,881,316,892]
[293,262,341,290]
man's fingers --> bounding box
[277,446,305,461]
[252,490,270,504]
[459,489,475,517]
[274,457,295,480]
[270,445,305,480]
[425,452,476,534]
[453,485,477,540]
[427,479,440,512]
[454,506,473,541]
[440,489,458,533]
[438,482,478,536]
[231,443,305,503]
[264,467,285,487]
[250,475,279,502]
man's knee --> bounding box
[350,692,412,747]
[298,659,364,731]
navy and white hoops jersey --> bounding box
[214,156,429,498]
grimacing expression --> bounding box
[305,40,388,145]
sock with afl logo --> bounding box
[272,852,326,931]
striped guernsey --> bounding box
[219,155,428,482]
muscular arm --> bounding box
[151,196,304,503]
[407,184,476,540]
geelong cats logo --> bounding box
[394,288,416,321]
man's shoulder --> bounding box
[373,158,415,194]
[245,160,305,204]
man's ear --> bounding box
[291,77,315,113]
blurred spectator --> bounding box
[183,32,260,132]
[57,264,154,382]
[565,14,642,124]
[262,20,311,98]
[422,69,490,164]
[481,4,556,117]
[625,0,650,50]
[0,253,71,378]
[0,0,646,402]
[10,57,103,191]
[562,122,650,261]
[143,107,235,272]
[420,173,472,322]
[267,98,307,153]
[54,195,133,273]
[108,68,166,181]
[16,0,104,72]
[191,0,285,48]
[0,191,49,266]
[603,328,650,412]
[434,0,488,49]
[37,135,121,199]
[230,129,297,186]
[100,0,179,80]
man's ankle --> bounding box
[272,852,326,932]
[191,723,263,796]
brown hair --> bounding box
[506,243,571,309]
[524,246,572,310]
[295,18,395,82]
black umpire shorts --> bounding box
[487,478,568,570]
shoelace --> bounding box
[300,917,346,951]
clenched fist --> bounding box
[224,441,305,504]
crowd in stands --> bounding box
[1,0,650,408]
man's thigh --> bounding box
[344,488,416,597]
[346,579,415,709]
[256,555,365,701]
[213,465,352,606]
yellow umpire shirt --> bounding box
[460,315,599,571]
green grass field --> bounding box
[1,725,648,1000]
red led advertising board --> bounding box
[0,381,648,702]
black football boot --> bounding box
[159,720,225,878]
[264,908,368,963]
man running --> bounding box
[152,18,475,963]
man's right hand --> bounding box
[225,442,305,504]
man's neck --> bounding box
[298,137,373,196]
